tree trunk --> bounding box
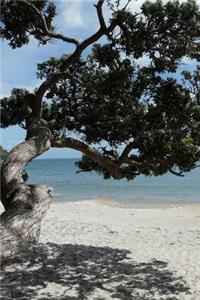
[0,121,53,263]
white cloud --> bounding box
[58,0,200,31]
[60,0,87,29]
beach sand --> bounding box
[1,200,200,299]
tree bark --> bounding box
[0,121,53,263]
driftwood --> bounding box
[0,121,52,262]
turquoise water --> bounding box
[26,158,200,205]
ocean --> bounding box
[26,158,200,206]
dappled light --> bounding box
[1,243,190,299]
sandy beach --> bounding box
[1,200,200,300]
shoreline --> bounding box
[53,197,200,209]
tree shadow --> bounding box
[1,243,190,300]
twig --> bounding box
[169,168,184,177]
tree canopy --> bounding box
[1,0,200,180]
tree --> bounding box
[0,0,200,261]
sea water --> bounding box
[26,158,200,206]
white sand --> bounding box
[1,200,200,300]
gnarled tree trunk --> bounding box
[0,121,53,263]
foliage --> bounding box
[1,0,200,179]
[0,0,56,48]
[1,89,29,128]
[0,145,8,161]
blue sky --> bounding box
[1,0,199,159]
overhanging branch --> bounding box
[52,137,188,179]
[52,137,125,179]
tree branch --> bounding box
[52,137,125,179]
[52,137,187,179]
[21,0,49,32]
[169,168,184,177]
[60,19,118,71]
[95,0,117,42]
[94,0,107,31]
[122,0,132,11]
[45,32,79,45]
[21,0,79,46]
[36,3,119,101]
[119,141,137,163]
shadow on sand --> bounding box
[1,243,190,300]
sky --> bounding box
[1,0,199,159]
